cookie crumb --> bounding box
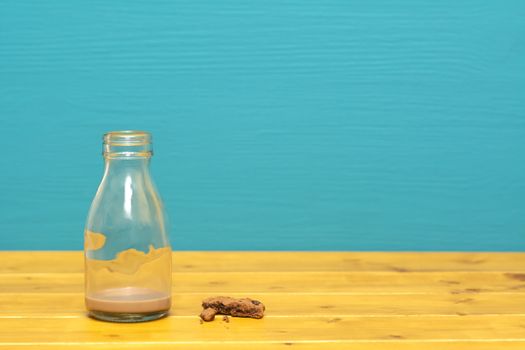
[222,315,230,323]
[200,307,218,322]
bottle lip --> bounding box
[103,130,151,146]
[103,130,152,159]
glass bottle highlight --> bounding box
[84,131,172,322]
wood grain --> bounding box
[2,340,525,350]
[2,251,524,273]
[1,293,525,316]
[2,271,524,294]
[0,252,524,348]
[2,343,525,350]
[1,316,525,343]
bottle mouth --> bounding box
[103,130,152,158]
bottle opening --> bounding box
[103,130,152,159]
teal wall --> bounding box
[1,1,524,251]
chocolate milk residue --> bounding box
[85,230,172,314]
[86,287,171,313]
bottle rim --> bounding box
[103,130,152,159]
[104,130,151,146]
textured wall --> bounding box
[1,1,524,250]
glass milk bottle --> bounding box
[84,131,172,322]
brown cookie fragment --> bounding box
[202,296,265,319]
[200,307,217,322]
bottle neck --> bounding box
[104,157,151,177]
[101,131,154,179]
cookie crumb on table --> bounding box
[200,307,217,322]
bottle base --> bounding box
[88,309,169,323]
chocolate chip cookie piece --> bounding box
[202,296,265,319]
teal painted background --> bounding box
[1,1,524,250]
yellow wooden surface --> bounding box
[0,252,524,349]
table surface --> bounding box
[0,251,524,349]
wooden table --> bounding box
[0,252,524,349]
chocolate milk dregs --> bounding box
[85,288,171,314]
[84,230,172,322]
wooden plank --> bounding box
[1,252,525,273]
[1,292,525,317]
[1,253,523,349]
[1,271,524,293]
[3,342,525,350]
[0,316,524,344]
